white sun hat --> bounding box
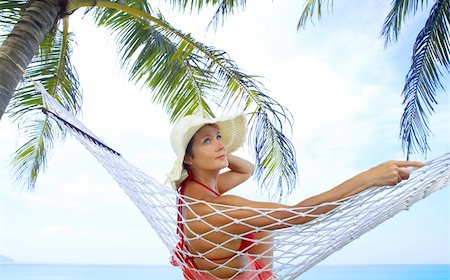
[166,113,247,190]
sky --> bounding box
[0,0,449,266]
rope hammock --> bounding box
[38,83,450,279]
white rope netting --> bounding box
[39,83,450,280]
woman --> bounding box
[167,114,423,280]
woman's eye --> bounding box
[203,138,210,144]
[217,134,222,140]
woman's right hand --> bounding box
[361,160,424,187]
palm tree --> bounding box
[0,0,297,198]
[298,0,449,158]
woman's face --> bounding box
[184,124,228,172]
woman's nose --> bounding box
[216,139,225,151]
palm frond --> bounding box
[297,0,333,30]
[0,0,27,15]
[206,0,247,31]
[87,2,298,196]
[9,113,59,190]
[165,0,245,14]
[8,18,82,190]
[0,0,26,42]
[251,108,297,200]
[381,0,429,46]
[91,6,215,119]
[400,0,450,158]
[160,0,247,31]
[165,0,210,11]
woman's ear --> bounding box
[183,155,193,165]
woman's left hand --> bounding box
[361,160,424,187]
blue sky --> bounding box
[0,1,449,266]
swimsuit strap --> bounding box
[189,178,221,197]
[177,171,221,196]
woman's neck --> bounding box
[190,169,220,191]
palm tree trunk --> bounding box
[0,0,59,120]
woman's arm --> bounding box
[291,160,424,222]
[217,154,255,194]
[200,160,424,232]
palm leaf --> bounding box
[0,0,27,16]
[0,0,26,41]
[251,108,297,199]
[202,0,248,31]
[84,2,298,197]
[297,0,333,30]
[7,18,82,190]
[91,5,215,119]
[399,0,450,158]
[147,0,249,33]
[166,0,247,29]
[381,0,428,46]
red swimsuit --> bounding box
[170,173,274,279]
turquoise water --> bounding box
[302,264,449,280]
[0,263,448,279]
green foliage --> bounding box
[381,0,429,45]
[0,0,26,37]
[399,0,450,157]
[297,0,334,30]
[166,0,247,29]
[2,0,298,197]
[6,17,81,190]
[89,2,298,197]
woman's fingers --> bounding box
[396,161,424,184]
[367,160,425,187]
[391,160,424,185]
[398,167,410,181]
[393,160,425,168]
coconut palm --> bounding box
[298,0,450,158]
[0,0,297,198]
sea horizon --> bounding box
[2,260,449,267]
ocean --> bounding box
[0,263,448,280]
